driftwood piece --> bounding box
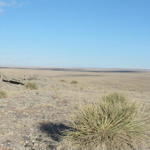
[2,79,24,85]
[0,73,24,85]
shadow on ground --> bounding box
[39,122,72,142]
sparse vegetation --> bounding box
[25,82,38,90]
[0,91,7,98]
[70,80,78,84]
[65,93,150,150]
[60,79,66,82]
[0,69,150,150]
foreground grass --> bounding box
[65,93,150,150]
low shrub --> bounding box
[65,93,150,150]
[25,82,38,90]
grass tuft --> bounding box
[0,91,7,99]
[65,93,150,150]
[25,82,38,90]
[70,81,78,84]
[60,79,66,82]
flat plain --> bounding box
[0,68,150,150]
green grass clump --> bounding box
[65,93,150,150]
[0,91,7,98]
[25,82,38,90]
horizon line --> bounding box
[0,66,149,71]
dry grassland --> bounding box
[0,68,150,150]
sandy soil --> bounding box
[0,68,150,150]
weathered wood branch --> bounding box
[2,79,24,85]
[0,73,24,85]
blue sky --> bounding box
[0,0,149,68]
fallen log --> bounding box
[2,79,24,85]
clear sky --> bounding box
[0,0,149,68]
